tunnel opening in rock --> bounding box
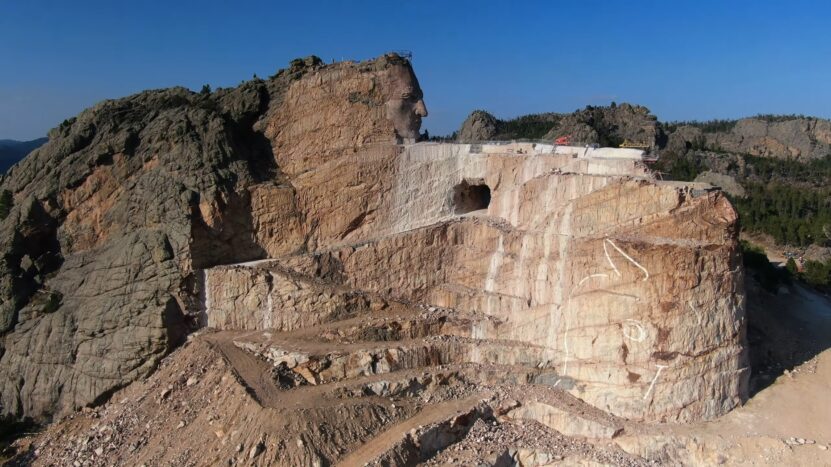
[452,180,491,214]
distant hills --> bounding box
[0,138,47,173]
[456,106,831,161]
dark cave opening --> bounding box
[452,180,491,214]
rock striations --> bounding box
[3,53,748,465]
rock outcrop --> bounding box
[668,118,831,159]
[542,103,662,148]
[0,53,426,421]
[457,110,499,142]
[456,104,663,148]
[724,117,831,159]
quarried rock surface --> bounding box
[3,52,754,467]
[205,141,747,423]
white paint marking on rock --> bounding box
[605,239,649,281]
[577,273,609,287]
[622,319,647,342]
[603,240,621,277]
[643,364,668,401]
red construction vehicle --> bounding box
[554,134,572,145]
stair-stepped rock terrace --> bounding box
[202,140,747,425]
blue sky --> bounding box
[2,0,830,140]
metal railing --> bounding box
[453,138,555,145]
[389,50,413,60]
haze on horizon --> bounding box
[1,0,830,141]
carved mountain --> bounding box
[2,54,756,466]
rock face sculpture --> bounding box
[0,50,746,448]
[383,56,429,142]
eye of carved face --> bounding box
[400,87,422,101]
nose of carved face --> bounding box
[386,98,427,141]
[414,100,428,118]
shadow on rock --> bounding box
[746,277,831,395]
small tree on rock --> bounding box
[785,257,798,275]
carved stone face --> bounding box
[384,63,428,142]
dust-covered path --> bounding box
[336,393,487,467]
[205,335,285,408]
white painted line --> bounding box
[643,364,668,401]
[605,239,649,281]
[577,273,609,287]
[603,240,621,277]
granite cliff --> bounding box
[0,54,426,422]
[3,54,753,465]
[666,117,831,160]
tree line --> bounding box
[732,182,831,247]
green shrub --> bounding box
[801,260,831,287]
[785,257,798,275]
[496,114,560,140]
[652,151,701,181]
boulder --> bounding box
[457,110,499,142]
